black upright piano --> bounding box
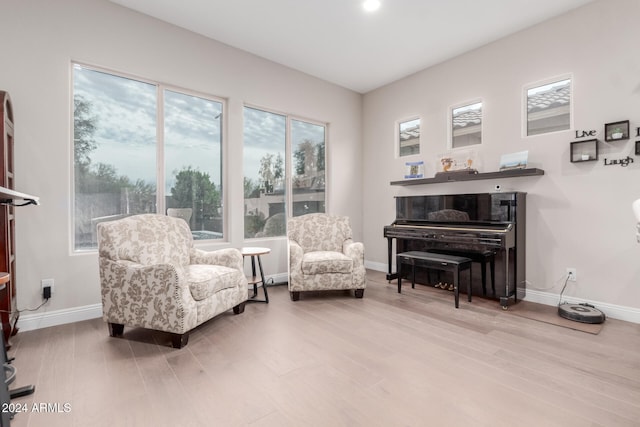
[384,192,526,308]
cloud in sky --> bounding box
[74,64,223,191]
[74,64,326,191]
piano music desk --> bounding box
[396,251,472,308]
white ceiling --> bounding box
[110,0,595,94]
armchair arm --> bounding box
[99,257,197,334]
[190,247,243,271]
[343,239,364,261]
[344,239,366,288]
[288,240,304,290]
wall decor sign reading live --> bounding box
[575,130,596,138]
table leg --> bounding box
[250,256,258,297]
[257,255,269,303]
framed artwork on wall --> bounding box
[604,120,629,142]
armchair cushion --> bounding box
[301,251,353,275]
[186,264,241,301]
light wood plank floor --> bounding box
[7,269,640,427]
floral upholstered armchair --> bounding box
[97,214,248,348]
[287,213,366,300]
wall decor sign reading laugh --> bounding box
[603,156,634,167]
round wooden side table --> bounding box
[240,247,270,303]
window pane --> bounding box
[164,90,223,240]
[243,107,286,238]
[452,102,482,148]
[399,118,420,157]
[73,65,157,250]
[526,78,571,136]
[291,119,325,217]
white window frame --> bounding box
[449,99,483,150]
[70,62,228,252]
[242,104,328,240]
[522,74,573,138]
[396,116,421,158]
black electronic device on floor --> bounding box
[557,273,606,324]
[558,302,606,324]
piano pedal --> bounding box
[447,283,455,291]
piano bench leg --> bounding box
[454,270,459,308]
[411,263,416,289]
[481,260,487,295]
[396,256,403,293]
[467,267,473,303]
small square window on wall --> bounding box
[398,117,420,157]
[525,77,572,137]
[451,101,482,149]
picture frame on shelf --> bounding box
[570,139,597,163]
[499,150,528,171]
[604,120,629,142]
[404,160,424,179]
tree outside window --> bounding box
[72,64,224,250]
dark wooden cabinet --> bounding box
[0,91,17,344]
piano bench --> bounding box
[396,251,472,308]
[427,249,495,296]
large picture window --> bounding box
[72,64,224,250]
[243,106,326,239]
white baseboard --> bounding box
[15,267,640,332]
[365,260,388,273]
[16,273,290,333]
[17,303,103,332]
[523,289,640,324]
[266,272,289,286]
[365,262,640,324]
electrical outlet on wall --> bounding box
[566,268,577,282]
[41,278,55,295]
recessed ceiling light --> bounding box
[363,0,381,12]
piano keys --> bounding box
[384,192,526,308]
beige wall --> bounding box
[2,0,639,328]
[0,0,362,324]
[363,0,640,319]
